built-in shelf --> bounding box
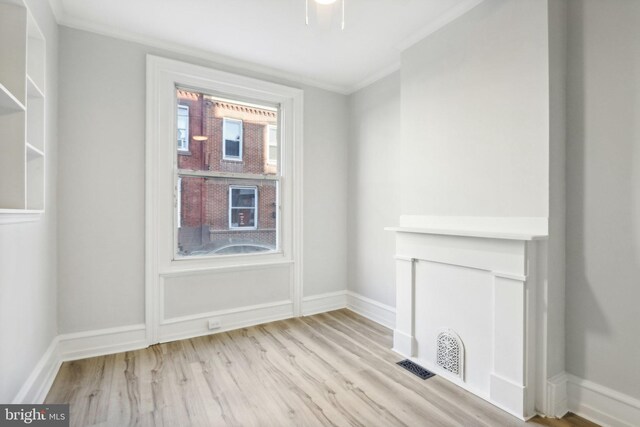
[0,0,46,223]
[26,75,44,98]
[26,142,44,160]
[0,83,26,114]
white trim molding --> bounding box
[567,374,640,427]
[0,210,43,225]
[302,291,348,316]
[546,372,569,419]
[159,300,294,344]
[346,291,396,330]
[396,0,485,51]
[57,324,148,362]
[386,219,546,420]
[12,337,61,404]
[146,55,304,345]
[12,324,147,404]
[13,293,399,404]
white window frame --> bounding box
[267,125,278,165]
[228,185,258,230]
[177,105,189,152]
[146,55,304,344]
[222,117,243,161]
[176,177,182,228]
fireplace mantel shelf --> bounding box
[385,226,548,241]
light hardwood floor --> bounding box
[46,310,597,427]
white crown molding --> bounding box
[396,0,485,52]
[348,61,401,94]
[46,0,484,96]
[46,0,64,21]
[55,14,352,95]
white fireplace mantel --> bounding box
[386,216,551,420]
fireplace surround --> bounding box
[387,216,557,420]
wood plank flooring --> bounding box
[46,309,597,427]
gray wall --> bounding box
[0,0,58,402]
[57,27,348,333]
[347,72,401,307]
[400,0,550,217]
[345,0,553,312]
[566,0,640,400]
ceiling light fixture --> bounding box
[306,0,345,30]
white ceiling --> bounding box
[49,0,482,93]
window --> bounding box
[174,89,280,257]
[147,56,304,340]
[267,125,278,165]
[177,105,189,151]
[223,118,243,160]
[229,186,257,229]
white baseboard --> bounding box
[159,300,294,343]
[302,291,348,315]
[12,337,62,404]
[13,324,148,404]
[346,291,396,329]
[57,324,148,362]
[567,374,640,427]
[546,372,569,418]
[14,292,398,405]
[392,329,416,357]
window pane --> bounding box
[177,176,277,257]
[230,187,256,208]
[175,88,278,175]
[225,139,240,158]
[268,126,278,164]
[268,145,277,163]
[177,105,189,150]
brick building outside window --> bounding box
[176,89,278,256]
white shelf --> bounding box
[26,142,44,159]
[385,226,548,241]
[0,82,25,114]
[0,0,46,222]
[26,75,44,98]
[0,208,43,224]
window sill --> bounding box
[177,150,192,156]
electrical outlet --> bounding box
[208,318,222,330]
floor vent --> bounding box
[396,360,435,380]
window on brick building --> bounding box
[223,118,243,160]
[177,105,189,151]
[267,125,278,165]
[229,186,257,229]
